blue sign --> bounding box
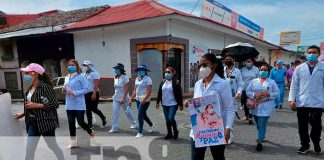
[237,15,261,32]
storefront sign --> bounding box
[201,0,264,40]
[280,31,301,45]
[189,44,208,89]
[297,46,309,55]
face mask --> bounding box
[115,69,121,75]
[225,61,234,66]
[207,108,213,113]
[246,63,253,68]
[165,73,172,79]
[23,75,33,83]
[306,54,318,63]
[199,66,212,78]
[259,71,268,78]
[138,71,145,77]
[68,66,77,73]
[197,101,201,107]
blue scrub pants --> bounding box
[275,82,285,107]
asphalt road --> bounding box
[2,92,324,160]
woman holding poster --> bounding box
[246,63,279,151]
[185,53,235,160]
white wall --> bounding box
[73,21,166,78]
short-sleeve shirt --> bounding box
[135,75,152,102]
[113,74,129,101]
[82,71,100,93]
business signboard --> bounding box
[280,31,301,45]
[201,0,264,40]
[297,46,309,55]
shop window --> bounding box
[1,43,14,60]
[4,72,18,89]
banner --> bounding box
[189,95,225,148]
[201,0,264,40]
[189,44,208,89]
[297,46,309,55]
[280,31,301,45]
[320,42,324,55]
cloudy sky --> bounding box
[1,0,323,50]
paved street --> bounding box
[4,92,324,160]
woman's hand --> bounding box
[156,104,160,109]
[140,98,146,105]
[183,100,189,108]
[234,93,241,99]
[120,97,125,105]
[225,128,231,144]
[25,101,42,109]
[179,106,184,111]
[13,112,25,120]
[91,93,97,101]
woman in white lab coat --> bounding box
[185,53,235,160]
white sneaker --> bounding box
[149,123,155,133]
[67,140,78,149]
[130,124,136,129]
[108,129,117,133]
[135,133,143,138]
[227,138,233,145]
[75,122,81,129]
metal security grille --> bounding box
[4,72,18,89]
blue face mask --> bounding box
[165,73,172,79]
[259,71,268,78]
[68,66,77,73]
[138,71,146,77]
[23,75,33,83]
[115,69,121,75]
[246,63,253,68]
[306,54,318,63]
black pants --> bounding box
[241,90,251,118]
[85,92,105,126]
[66,110,92,138]
[191,138,225,160]
[297,107,322,146]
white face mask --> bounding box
[199,66,212,78]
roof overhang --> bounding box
[0,23,73,39]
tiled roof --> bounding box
[63,0,193,31]
[0,5,109,34]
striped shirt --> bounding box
[24,82,59,134]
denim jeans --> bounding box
[25,118,64,160]
[191,138,225,160]
[162,105,178,135]
[136,100,153,134]
[253,116,270,141]
[66,110,92,138]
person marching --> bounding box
[15,63,64,160]
[289,45,324,155]
[269,60,286,109]
[240,58,259,124]
[64,59,95,148]
[109,63,137,133]
[82,60,107,129]
[246,63,279,151]
[185,53,235,160]
[156,67,183,139]
[223,54,243,144]
[130,64,155,138]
